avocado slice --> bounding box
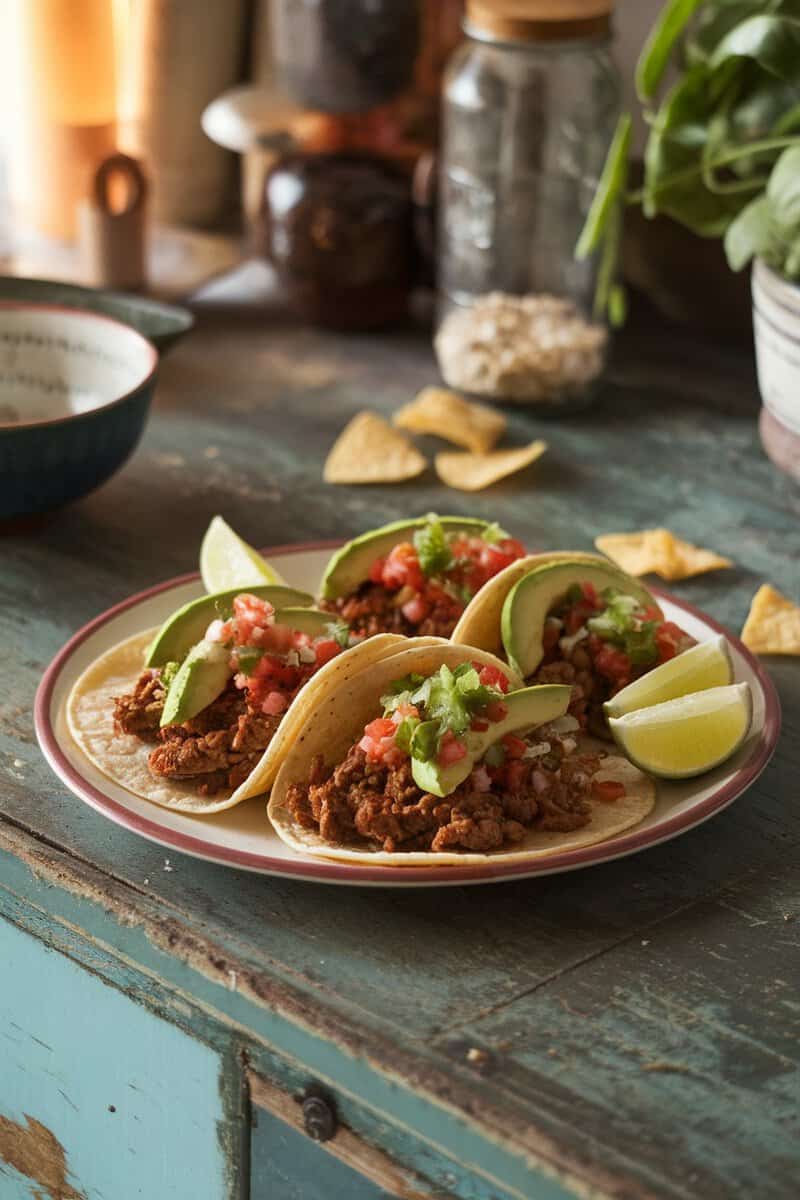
[411,684,571,798]
[320,517,491,601]
[501,559,661,681]
[160,640,231,727]
[145,584,313,668]
[272,607,347,641]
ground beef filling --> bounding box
[320,582,463,640]
[532,653,611,739]
[286,741,604,854]
[113,670,282,795]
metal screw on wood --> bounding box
[302,1087,337,1142]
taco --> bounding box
[67,584,421,814]
[453,553,695,737]
[268,641,655,865]
[318,514,526,640]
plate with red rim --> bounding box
[35,541,781,887]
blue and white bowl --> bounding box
[0,302,159,520]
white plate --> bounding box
[35,542,781,887]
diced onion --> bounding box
[549,715,580,734]
[523,741,551,760]
[559,627,588,654]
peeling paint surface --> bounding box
[0,1114,85,1200]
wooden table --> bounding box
[1,286,798,1200]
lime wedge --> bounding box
[604,635,733,719]
[200,515,285,592]
[608,683,752,780]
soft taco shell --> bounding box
[67,629,420,815]
[452,551,655,657]
[269,643,655,866]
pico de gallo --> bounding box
[533,583,695,735]
[285,661,626,854]
[113,593,350,796]
[320,517,526,639]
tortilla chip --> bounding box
[324,411,427,484]
[595,529,732,580]
[393,387,506,453]
[740,583,800,655]
[435,440,547,492]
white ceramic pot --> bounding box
[752,257,800,481]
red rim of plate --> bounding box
[34,541,782,885]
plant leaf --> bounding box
[636,0,704,101]
[767,144,800,230]
[710,15,800,81]
[724,194,772,269]
[575,113,631,260]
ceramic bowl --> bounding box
[0,302,159,520]
[0,275,193,354]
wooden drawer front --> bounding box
[0,915,236,1200]
[250,1073,445,1200]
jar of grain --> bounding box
[435,0,621,408]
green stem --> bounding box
[628,135,800,205]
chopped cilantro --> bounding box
[326,620,351,648]
[160,661,181,689]
[481,522,509,544]
[414,515,453,577]
[236,646,264,676]
[588,590,658,664]
[410,720,439,762]
[394,715,420,754]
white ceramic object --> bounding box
[752,258,800,474]
[36,543,780,888]
[0,303,156,427]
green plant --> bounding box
[579,0,800,318]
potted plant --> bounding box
[578,0,800,480]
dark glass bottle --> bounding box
[260,153,415,330]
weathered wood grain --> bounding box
[1,295,798,1199]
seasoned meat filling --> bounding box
[113,671,280,796]
[320,582,462,640]
[286,736,604,854]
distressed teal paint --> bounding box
[0,862,583,1200]
[252,1107,400,1200]
[0,915,234,1200]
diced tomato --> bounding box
[381,543,425,592]
[581,581,602,608]
[364,717,397,742]
[655,621,686,663]
[369,555,387,583]
[232,594,275,644]
[261,691,289,716]
[470,717,490,732]
[401,594,430,624]
[592,779,625,802]
[312,638,341,667]
[593,644,631,685]
[486,700,508,723]
[501,733,527,759]
[642,605,662,622]
[437,730,468,765]
[503,759,527,791]
[393,702,420,721]
[478,663,510,693]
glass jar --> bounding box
[435,0,621,408]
